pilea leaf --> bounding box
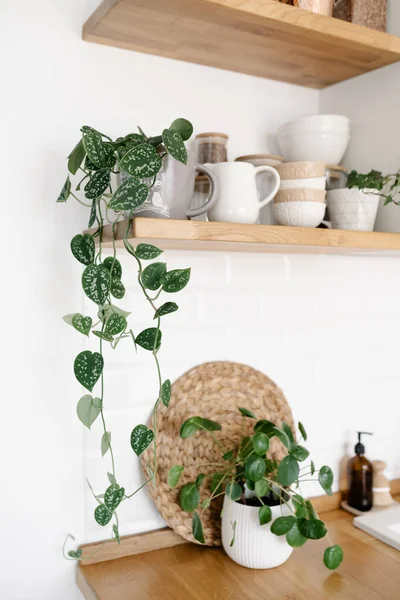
[259,505,272,526]
[226,483,242,501]
[70,234,95,265]
[68,139,86,175]
[76,395,102,429]
[105,313,127,336]
[141,262,167,291]
[298,518,327,540]
[286,521,307,548]
[135,243,163,260]
[88,199,97,228]
[252,432,270,456]
[84,169,110,199]
[238,407,256,419]
[119,143,163,179]
[74,351,104,392]
[162,129,187,165]
[57,175,71,203]
[170,118,193,142]
[162,268,191,293]
[192,512,205,544]
[281,422,294,445]
[271,516,296,536]
[245,455,266,482]
[289,444,309,462]
[94,504,113,526]
[324,545,344,570]
[319,465,333,496]
[104,484,125,511]
[110,276,125,300]
[180,416,221,438]
[83,131,106,168]
[154,302,178,319]
[82,265,110,305]
[277,455,299,486]
[179,483,200,513]
[160,379,171,408]
[168,465,184,488]
[130,424,154,456]
[71,314,92,336]
[101,431,111,457]
[108,176,149,211]
[136,328,162,351]
[298,421,308,441]
[103,257,122,279]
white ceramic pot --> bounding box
[327,188,380,231]
[273,201,326,227]
[221,496,293,569]
[280,176,326,190]
[277,130,350,164]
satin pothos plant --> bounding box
[58,118,193,560]
[170,410,344,571]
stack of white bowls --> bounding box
[277,115,350,165]
[273,161,327,228]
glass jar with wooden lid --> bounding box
[195,132,228,164]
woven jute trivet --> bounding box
[141,361,294,546]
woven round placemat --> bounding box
[141,361,294,546]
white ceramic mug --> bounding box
[205,162,280,224]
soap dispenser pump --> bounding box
[347,432,373,512]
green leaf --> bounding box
[254,420,276,436]
[201,497,211,509]
[141,262,167,291]
[135,243,163,260]
[84,169,110,199]
[93,330,114,342]
[210,473,225,494]
[104,484,124,511]
[136,328,162,351]
[160,379,171,408]
[154,302,178,319]
[170,118,193,142]
[74,351,104,392]
[94,504,113,526]
[108,176,149,211]
[255,479,270,498]
[277,455,299,486]
[259,505,272,526]
[88,199,97,228]
[319,466,333,496]
[83,131,106,168]
[71,314,92,336]
[230,520,237,547]
[57,175,71,203]
[223,450,234,461]
[101,431,111,457]
[324,545,344,570]
[289,445,309,462]
[196,474,206,488]
[180,416,221,438]
[298,421,307,441]
[281,422,294,445]
[192,512,205,543]
[272,427,291,449]
[82,265,110,305]
[130,424,154,456]
[70,234,95,266]
[119,143,163,178]
[103,143,116,169]
[110,276,125,300]
[76,395,102,429]
[226,483,242,501]
[105,313,127,336]
[113,524,120,544]
[168,465,184,488]
[238,407,256,419]
[245,455,267,482]
[310,460,315,476]
[107,472,117,485]
[292,494,306,514]
[252,432,270,456]
[286,521,307,548]
[298,518,327,540]
[101,304,131,322]
[270,516,296,536]
[103,257,122,279]
[68,549,83,560]
[179,483,200,513]
[68,139,86,175]
[162,129,187,165]
[162,268,191,293]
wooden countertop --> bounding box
[78,506,400,600]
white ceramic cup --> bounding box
[205,161,280,224]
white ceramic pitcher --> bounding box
[205,162,280,224]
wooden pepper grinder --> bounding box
[372,460,394,507]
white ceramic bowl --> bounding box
[277,130,350,164]
[273,201,326,227]
[280,176,326,190]
[327,188,380,231]
[279,114,350,134]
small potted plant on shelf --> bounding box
[170,409,343,571]
[326,167,400,231]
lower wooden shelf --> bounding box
[87,218,400,255]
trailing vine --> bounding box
[57,119,193,560]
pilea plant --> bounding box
[347,168,400,205]
[169,409,344,570]
[58,118,194,560]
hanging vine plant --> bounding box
[58,118,193,560]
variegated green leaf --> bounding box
[103,142,116,169]
[72,314,92,336]
[119,143,163,179]
[83,131,106,168]
[110,276,125,300]
[82,265,110,305]
[57,176,71,203]
[154,302,178,319]
[135,243,163,260]
[162,129,187,165]
[70,234,95,266]
[136,328,162,351]
[101,431,111,457]
[162,268,191,293]
[141,262,166,291]
[88,199,97,228]
[74,351,104,392]
[161,379,171,408]
[68,139,86,175]
[93,330,114,342]
[76,395,102,429]
[94,504,113,526]
[103,257,122,279]
[113,524,120,544]
[100,304,131,322]
[84,169,110,199]
[105,313,127,336]
[130,424,154,456]
[108,176,149,211]
[104,484,125,511]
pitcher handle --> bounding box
[255,166,281,209]
[186,164,218,219]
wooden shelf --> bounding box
[82,0,400,89]
[88,218,400,255]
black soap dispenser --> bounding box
[347,432,373,512]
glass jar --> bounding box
[196,132,228,164]
[326,164,348,190]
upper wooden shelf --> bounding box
[89,218,400,255]
[82,0,400,88]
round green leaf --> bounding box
[105,313,127,336]
[180,416,221,438]
[103,257,122,279]
[71,314,92,337]
[281,422,294,445]
[238,407,256,419]
[254,420,276,436]
[161,379,171,408]
[272,427,291,449]
[168,465,184,488]
[255,479,270,498]
[192,512,205,544]
[94,504,113,527]
[84,168,110,199]
[82,265,110,305]
[119,143,163,178]
[154,302,179,319]
[298,421,308,441]
[270,516,296,536]
[70,234,95,266]
[162,268,191,293]
[130,424,154,456]
[136,328,162,351]
[108,176,149,211]
[245,455,267,483]
[286,521,307,548]
[135,243,163,260]
[319,466,334,496]
[104,484,125,511]
[277,455,299,487]
[259,505,272,526]
[324,545,344,570]
[179,483,200,513]
[298,518,327,540]
[162,129,187,165]
[226,483,242,501]
[252,432,270,456]
[110,275,125,300]
[289,444,310,462]
[74,351,104,392]
[170,118,193,142]
[76,395,102,429]
[141,262,167,291]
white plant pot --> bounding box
[221,496,293,569]
[327,188,380,231]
